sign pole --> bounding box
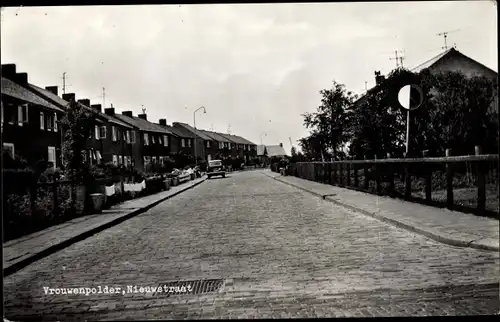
[406,109,410,155]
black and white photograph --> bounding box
[1,1,499,320]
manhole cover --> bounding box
[153,279,224,297]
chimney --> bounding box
[62,93,76,102]
[159,119,167,126]
[104,107,115,116]
[77,99,91,107]
[280,143,283,147]
[375,71,385,85]
[1,64,17,79]
[122,111,133,117]
[138,113,147,120]
[45,86,58,95]
[14,72,28,84]
[92,104,103,113]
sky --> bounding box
[1,2,497,155]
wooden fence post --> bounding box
[387,153,395,195]
[363,156,369,190]
[445,149,454,210]
[353,157,359,188]
[423,150,432,202]
[327,162,332,185]
[404,152,412,200]
[339,161,344,187]
[375,155,381,195]
[346,158,351,187]
[475,146,486,215]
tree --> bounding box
[301,80,357,160]
[59,101,99,182]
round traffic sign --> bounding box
[398,84,423,110]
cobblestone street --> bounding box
[4,170,499,320]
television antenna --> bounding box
[437,29,460,50]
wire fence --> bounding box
[292,152,499,219]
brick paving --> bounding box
[268,171,499,251]
[3,170,499,320]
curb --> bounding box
[3,178,207,277]
[266,173,499,252]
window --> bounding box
[47,113,53,131]
[95,125,100,140]
[119,155,123,165]
[54,113,58,132]
[152,135,156,144]
[3,143,14,158]
[48,146,56,169]
[152,156,157,164]
[113,155,118,165]
[158,136,162,145]
[219,142,223,149]
[163,135,168,147]
[99,126,107,139]
[144,133,149,145]
[159,156,164,165]
[18,104,28,126]
[181,138,185,147]
[187,139,192,147]
[206,141,211,148]
[40,112,45,130]
[127,156,131,166]
[144,156,151,165]
[112,126,117,141]
[131,131,136,144]
[95,150,102,163]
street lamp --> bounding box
[193,106,206,166]
[260,132,267,146]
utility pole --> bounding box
[437,29,460,50]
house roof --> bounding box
[354,48,498,106]
[266,145,288,157]
[199,130,231,142]
[265,145,288,157]
[27,84,132,128]
[165,124,194,138]
[114,114,171,134]
[410,48,454,73]
[216,132,249,145]
[1,77,64,112]
[174,122,213,140]
[234,135,256,146]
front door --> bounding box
[48,146,56,169]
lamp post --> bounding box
[193,106,206,166]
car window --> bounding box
[209,161,222,167]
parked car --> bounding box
[207,160,226,179]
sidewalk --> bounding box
[3,176,207,276]
[264,171,499,252]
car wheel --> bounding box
[207,175,211,179]
[222,174,226,178]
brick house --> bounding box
[157,119,194,156]
[198,130,232,161]
[172,122,213,162]
[1,71,65,169]
[114,111,173,172]
[216,133,249,160]
[234,135,258,162]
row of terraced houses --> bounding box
[1,64,258,172]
